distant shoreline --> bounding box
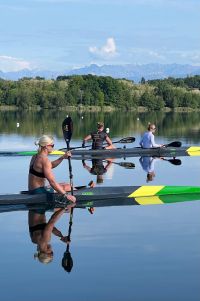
[0,105,199,112]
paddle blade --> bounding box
[166,141,182,147]
[118,137,135,144]
[62,116,73,145]
[167,159,182,165]
[118,162,135,169]
[62,251,73,273]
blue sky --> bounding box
[0,0,200,71]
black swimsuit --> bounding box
[29,155,45,178]
[29,223,47,234]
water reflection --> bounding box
[82,158,114,184]
[29,204,75,267]
[139,156,182,182]
[1,110,200,143]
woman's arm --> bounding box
[44,159,69,194]
[82,134,92,148]
[82,160,92,172]
[150,133,161,147]
[51,151,71,169]
[105,136,115,149]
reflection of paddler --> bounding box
[29,205,75,264]
[82,122,115,150]
[139,156,160,182]
[82,159,113,184]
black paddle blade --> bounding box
[167,159,182,165]
[62,251,73,273]
[118,162,135,169]
[62,116,73,145]
[166,141,182,147]
[119,137,135,144]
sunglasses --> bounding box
[47,144,54,148]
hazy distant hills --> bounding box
[1,63,200,82]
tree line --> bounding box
[0,74,200,110]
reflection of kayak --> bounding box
[1,186,200,208]
[0,146,200,158]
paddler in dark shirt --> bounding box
[82,122,115,150]
[82,158,113,184]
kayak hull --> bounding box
[1,186,200,209]
[0,146,200,158]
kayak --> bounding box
[1,186,200,207]
[0,146,200,158]
[1,190,200,214]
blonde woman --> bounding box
[28,135,76,203]
[139,123,164,148]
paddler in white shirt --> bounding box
[139,123,164,148]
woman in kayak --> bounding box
[28,134,76,203]
[139,123,164,148]
[82,121,115,150]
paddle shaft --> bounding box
[66,141,74,196]
[65,136,136,150]
[62,116,75,266]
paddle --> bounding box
[62,116,74,195]
[83,158,135,170]
[104,160,135,169]
[164,141,182,147]
[59,136,135,151]
[61,214,74,273]
[61,116,74,273]
[162,158,182,165]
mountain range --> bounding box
[1,63,200,82]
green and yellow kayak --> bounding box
[1,186,200,211]
[0,146,200,158]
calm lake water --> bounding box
[0,110,200,301]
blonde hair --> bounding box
[35,135,54,152]
[34,245,53,264]
[147,123,156,131]
[34,251,53,264]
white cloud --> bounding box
[0,55,32,72]
[89,38,118,60]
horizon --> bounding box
[1,62,200,74]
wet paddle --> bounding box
[83,158,135,170]
[62,116,74,195]
[59,136,135,151]
[104,160,135,169]
[61,116,74,273]
[162,158,182,165]
[164,141,182,147]
[61,214,74,273]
